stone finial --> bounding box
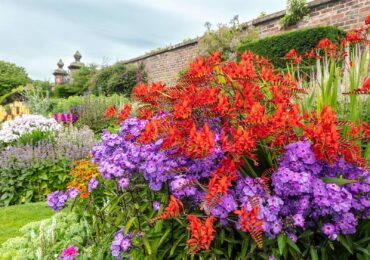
[74,51,82,62]
[57,59,64,69]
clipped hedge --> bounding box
[238,26,346,68]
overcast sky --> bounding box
[0,0,286,80]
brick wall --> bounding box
[123,0,369,85]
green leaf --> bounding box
[155,227,172,250]
[124,217,136,234]
[310,247,318,260]
[277,234,286,255]
[143,236,152,255]
[170,234,186,256]
[338,235,353,254]
[321,177,357,185]
[287,237,301,254]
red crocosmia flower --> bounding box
[222,126,256,158]
[346,30,363,43]
[362,122,370,140]
[187,215,216,254]
[285,49,302,64]
[188,57,213,77]
[118,104,132,121]
[305,49,316,59]
[185,123,216,158]
[366,14,370,25]
[138,119,160,143]
[137,108,154,120]
[104,106,117,117]
[173,98,192,119]
[360,77,370,91]
[155,195,184,220]
[234,206,264,248]
[208,51,222,65]
[305,106,340,162]
[204,157,239,211]
[317,38,333,49]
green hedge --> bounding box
[238,26,346,68]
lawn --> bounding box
[0,202,55,244]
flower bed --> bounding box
[43,16,370,259]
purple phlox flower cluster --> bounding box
[88,177,99,192]
[47,191,68,212]
[59,245,79,260]
[234,175,283,236]
[269,140,370,240]
[92,117,224,198]
[48,188,80,211]
[111,227,135,259]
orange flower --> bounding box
[104,106,117,117]
[187,215,216,254]
[204,157,239,212]
[366,14,370,25]
[185,123,216,158]
[118,104,132,121]
[360,77,370,91]
[155,195,184,220]
[234,206,264,248]
[67,160,100,199]
[285,49,302,64]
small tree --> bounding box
[0,60,30,96]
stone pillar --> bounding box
[68,51,84,81]
[53,59,68,86]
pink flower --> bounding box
[60,245,79,260]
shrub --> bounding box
[0,60,30,96]
[90,63,146,96]
[198,16,260,60]
[280,0,309,29]
[53,65,97,98]
[0,212,86,259]
[75,95,127,134]
[238,26,346,68]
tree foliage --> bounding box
[0,60,30,96]
[90,62,146,96]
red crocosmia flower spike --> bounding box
[173,98,192,119]
[154,195,184,221]
[137,108,154,120]
[185,123,216,158]
[285,49,302,64]
[118,104,132,121]
[234,206,264,248]
[104,106,117,117]
[305,106,340,163]
[138,119,161,143]
[360,77,370,91]
[366,14,370,25]
[346,29,364,43]
[187,215,216,254]
[204,157,239,212]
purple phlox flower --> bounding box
[88,177,99,192]
[66,187,80,199]
[47,191,68,212]
[152,201,161,211]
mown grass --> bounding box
[0,202,54,244]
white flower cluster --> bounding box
[0,114,62,143]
